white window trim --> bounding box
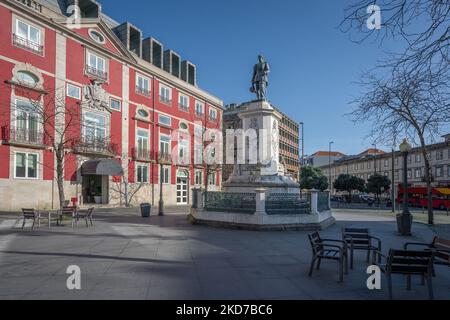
[14,151,39,180]
[195,101,205,115]
[159,84,172,103]
[178,93,189,110]
[66,83,81,100]
[14,98,42,132]
[209,108,217,120]
[136,164,150,183]
[158,114,172,127]
[86,50,108,80]
[159,166,171,184]
[136,74,151,95]
[136,128,150,151]
[13,16,44,56]
[109,97,122,112]
[194,170,203,186]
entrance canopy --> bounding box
[81,159,124,176]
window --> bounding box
[136,74,150,96]
[436,166,443,178]
[209,108,217,121]
[158,114,171,127]
[84,112,106,143]
[17,71,38,85]
[436,150,444,161]
[137,109,149,118]
[415,154,421,163]
[194,126,203,164]
[137,129,149,154]
[208,172,216,185]
[448,166,450,177]
[159,85,172,104]
[14,19,42,54]
[160,135,170,155]
[414,168,421,179]
[89,30,105,44]
[110,98,121,111]
[15,152,38,179]
[395,157,399,166]
[136,165,149,183]
[86,52,107,79]
[179,94,189,111]
[179,122,188,131]
[384,159,389,167]
[195,171,203,185]
[407,170,412,179]
[395,171,399,181]
[67,83,81,100]
[15,99,40,144]
[408,156,412,164]
[178,137,189,161]
[160,166,170,184]
[195,101,204,116]
[367,162,371,170]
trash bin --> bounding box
[140,203,151,218]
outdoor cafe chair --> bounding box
[21,208,41,230]
[342,227,382,269]
[308,231,349,283]
[75,207,94,228]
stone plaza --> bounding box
[0,208,449,300]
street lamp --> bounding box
[397,138,413,235]
[329,141,334,193]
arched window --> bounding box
[17,71,38,85]
[89,30,105,44]
[137,109,149,118]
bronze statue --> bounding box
[250,55,270,100]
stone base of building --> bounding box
[188,209,335,231]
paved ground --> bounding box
[0,208,449,300]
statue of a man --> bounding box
[250,55,270,100]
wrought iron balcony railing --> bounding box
[72,136,118,157]
[86,66,108,80]
[132,147,151,161]
[136,86,150,97]
[1,126,46,147]
[158,152,172,164]
[13,34,43,55]
[179,104,189,112]
[159,96,172,105]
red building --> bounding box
[0,0,223,210]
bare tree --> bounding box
[349,66,450,224]
[2,82,82,209]
[110,156,144,207]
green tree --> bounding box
[367,174,391,203]
[333,174,366,202]
[300,166,329,191]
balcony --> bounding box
[136,86,150,97]
[72,136,118,157]
[86,66,108,81]
[1,126,47,149]
[158,152,172,165]
[13,34,43,56]
[159,96,172,105]
[16,0,42,12]
[132,147,151,162]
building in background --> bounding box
[305,151,346,168]
[320,135,450,194]
[0,0,223,210]
[222,103,300,182]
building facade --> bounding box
[305,151,346,168]
[222,103,300,182]
[320,136,450,194]
[0,0,223,211]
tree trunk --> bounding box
[419,135,434,225]
[55,149,65,209]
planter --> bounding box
[396,213,413,236]
[94,196,102,204]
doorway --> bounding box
[82,175,107,204]
[176,171,188,205]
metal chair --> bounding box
[342,227,382,269]
[376,249,435,300]
[404,236,450,267]
[308,232,349,283]
[21,208,40,230]
[59,206,77,228]
[75,207,94,228]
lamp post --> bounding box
[397,139,413,235]
[158,162,164,216]
[329,141,334,194]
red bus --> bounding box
[397,185,450,210]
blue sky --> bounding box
[103,0,409,156]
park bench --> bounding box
[375,249,434,300]
[308,232,349,283]
[342,227,382,269]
